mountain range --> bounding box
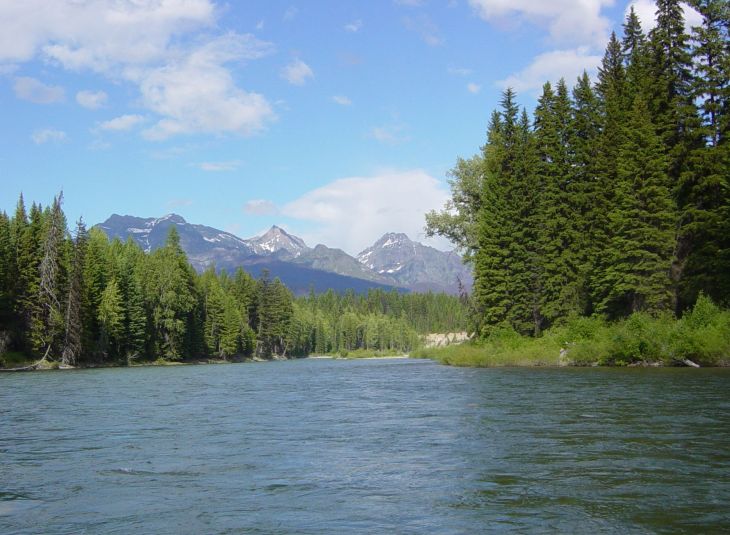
[96,214,472,295]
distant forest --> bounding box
[0,193,467,366]
[427,1,729,336]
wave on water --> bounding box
[98,468,201,477]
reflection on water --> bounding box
[1,360,729,534]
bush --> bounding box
[416,297,730,368]
[668,294,730,366]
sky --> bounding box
[0,0,701,256]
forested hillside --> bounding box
[427,0,729,337]
[0,194,467,367]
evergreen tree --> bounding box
[676,0,730,306]
[473,90,540,335]
[219,294,243,358]
[648,0,698,183]
[118,239,147,359]
[590,32,629,309]
[256,272,293,356]
[83,227,111,353]
[98,279,124,359]
[62,219,88,366]
[569,72,602,312]
[534,79,582,324]
[15,202,44,354]
[597,96,676,316]
[0,211,12,338]
[623,7,651,103]
[145,227,196,359]
[32,193,67,358]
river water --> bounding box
[1,358,729,534]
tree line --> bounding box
[0,193,467,366]
[427,0,729,336]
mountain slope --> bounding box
[98,213,256,272]
[293,244,394,284]
[247,225,309,259]
[95,214,403,294]
[96,214,469,295]
[357,233,472,294]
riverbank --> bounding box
[0,354,283,372]
[0,351,410,372]
[412,297,730,368]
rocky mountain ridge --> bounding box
[96,214,471,295]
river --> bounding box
[1,358,729,533]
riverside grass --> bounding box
[412,295,730,367]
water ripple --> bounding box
[1,360,729,534]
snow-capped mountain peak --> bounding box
[247,225,309,258]
[357,232,472,294]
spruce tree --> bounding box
[33,193,67,358]
[62,219,88,366]
[534,79,581,325]
[597,95,676,316]
[15,202,44,354]
[83,227,111,353]
[623,7,651,104]
[472,104,512,333]
[677,0,730,306]
[648,0,698,183]
[146,227,196,359]
[473,90,540,335]
[118,239,147,359]
[98,279,124,359]
[0,211,12,339]
[590,33,629,310]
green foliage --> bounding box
[98,278,124,357]
[596,95,676,317]
[472,91,542,336]
[669,294,730,365]
[425,154,484,261]
[1,192,466,366]
[426,3,729,343]
[416,296,729,367]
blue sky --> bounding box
[0,0,699,255]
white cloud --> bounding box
[370,123,410,145]
[283,6,298,21]
[498,47,602,94]
[344,20,363,32]
[256,19,265,31]
[197,161,241,172]
[98,114,144,131]
[468,0,612,48]
[76,89,108,109]
[32,128,67,144]
[448,66,473,76]
[467,82,481,94]
[137,33,275,140]
[281,59,314,86]
[0,0,215,68]
[1,2,275,140]
[13,76,64,104]
[283,170,452,255]
[625,1,702,33]
[403,15,443,46]
[332,95,352,106]
[244,199,278,215]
